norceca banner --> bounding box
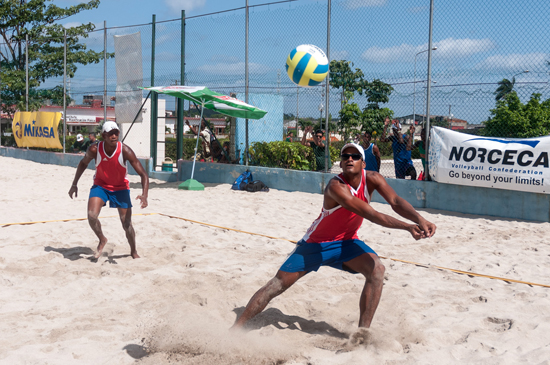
[12,112,63,149]
[429,126,549,194]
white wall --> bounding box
[120,98,166,169]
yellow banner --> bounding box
[12,112,63,149]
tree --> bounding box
[430,116,450,129]
[484,92,550,138]
[337,96,362,142]
[0,0,104,116]
[494,77,516,101]
[329,60,365,107]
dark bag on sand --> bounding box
[232,171,253,190]
[245,180,269,192]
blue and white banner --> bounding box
[429,127,550,194]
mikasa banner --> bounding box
[429,127,550,194]
[12,111,63,149]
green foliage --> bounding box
[249,141,338,171]
[329,60,365,105]
[364,79,394,106]
[494,77,515,101]
[430,116,450,129]
[0,0,105,116]
[338,102,362,141]
[362,107,393,137]
[164,137,230,161]
[484,92,550,138]
[329,60,395,140]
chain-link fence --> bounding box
[1,0,549,178]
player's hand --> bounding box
[384,117,390,126]
[418,219,436,238]
[407,224,424,240]
[68,185,78,199]
[136,195,148,209]
[409,125,415,134]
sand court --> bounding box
[1,155,550,364]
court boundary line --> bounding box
[2,212,548,288]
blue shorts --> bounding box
[89,185,132,209]
[280,239,377,274]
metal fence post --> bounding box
[103,21,107,126]
[150,14,158,170]
[245,0,249,167]
[25,34,29,112]
[424,0,435,181]
[176,10,185,161]
[63,30,67,153]
[324,0,331,173]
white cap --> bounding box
[391,122,402,130]
[76,134,83,142]
[341,142,365,161]
[102,121,120,133]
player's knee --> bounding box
[87,210,99,221]
[121,220,133,231]
[370,261,385,283]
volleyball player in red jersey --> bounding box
[68,122,149,259]
[232,143,436,331]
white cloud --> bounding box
[164,0,206,12]
[211,54,240,63]
[197,62,270,75]
[330,50,349,60]
[341,0,387,9]
[361,37,495,63]
[63,22,83,29]
[475,53,548,71]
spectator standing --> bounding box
[301,125,331,172]
[380,118,416,180]
[359,131,381,172]
[186,120,212,161]
[285,132,294,142]
[81,132,97,152]
[72,134,86,153]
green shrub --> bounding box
[249,141,339,171]
[165,137,229,161]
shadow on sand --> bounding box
[232,307,348,339]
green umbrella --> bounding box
[142,86,267,119]
[142,86,267,190]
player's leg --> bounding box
[231,269,307,329]
[344,253,385,328]
[406,165,417,180]
[118,207,139,259]
[87,196,108,258]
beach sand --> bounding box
[1,155,549,364]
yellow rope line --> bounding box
[158,213,550,289]
[2,211,548,288]
[0,213,159,227]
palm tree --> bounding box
[494,77,515,101]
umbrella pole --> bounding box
[190,103,204,180]
[179,103,205,191]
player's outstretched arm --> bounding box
[326,178,426,240]
[368,172,436,238]
[69,144,97,199]
[123,145,149,209]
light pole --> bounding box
[422,80,436,124]
[413,47,437,126]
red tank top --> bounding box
[302,170,370,243]
[93,141,129,191]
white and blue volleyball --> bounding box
[286,44,329,87]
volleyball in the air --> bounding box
[286,44,329,87]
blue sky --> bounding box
[49,0,550,124]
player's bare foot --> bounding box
[94,237,108,259]
[131,251,140,259]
